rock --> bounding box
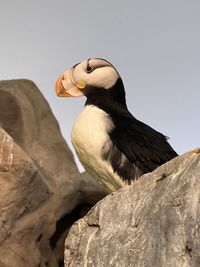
[65,148,200,267]
[0,128,51,266]
[0,79,79,191]
[0,80,107,267]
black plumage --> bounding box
[85,78,178,183]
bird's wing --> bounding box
[103,112,178,183]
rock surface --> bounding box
[0,79,79,190]
[0,128,51,266]
[65,149,200,267]
[0,80,107,267]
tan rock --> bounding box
[0,80,107,267]
[0,128,51,266]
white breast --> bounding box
[72,105,113,157]
[71,105,125,192]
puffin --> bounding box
[55,58,178,192]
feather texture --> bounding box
[85,78,178,183]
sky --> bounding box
[1,1,200,171]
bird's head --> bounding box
[56,57,124,95]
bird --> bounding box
[55,58,178,192]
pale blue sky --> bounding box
[1,1,200,170]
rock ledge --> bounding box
[65,149,200,267]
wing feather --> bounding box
[110,112,178,173]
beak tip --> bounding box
[55,76,64,96]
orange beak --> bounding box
[55,69,85,97]
[55,75,71,97]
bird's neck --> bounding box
[85,78,128,114]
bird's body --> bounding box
[55,58,178,192]
[72,105,126,191]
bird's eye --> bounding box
[86,59,93,73]
[86,65,92,72]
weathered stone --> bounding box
[0,80,107,267]
[0,79,79,190]
[0,128,51,266]
[65,149,200,267]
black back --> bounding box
[85,78,178,183]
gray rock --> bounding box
[65,148,200,267]
[0,80,107,267]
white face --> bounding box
[72,58,119,89]
[55,58,120,97]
